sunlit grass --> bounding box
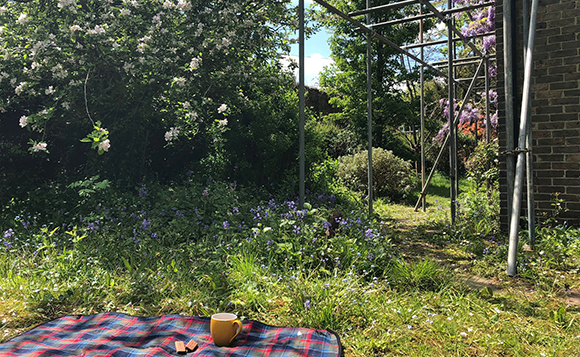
[1,176,580,355]
[374,172,467,227]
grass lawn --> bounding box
[1,174,580,356]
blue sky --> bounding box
[284,0,334,87]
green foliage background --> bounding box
[0,0,324,197]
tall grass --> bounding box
[1,176,580,355]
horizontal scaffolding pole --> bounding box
[456,76,487,82]
[431,55,495,66]
[436,60,490,67]
[349,0,417,17]
[366,1,494,29]
[417,0,483,57]
[473,85,498,90]
[312,0,466,88]
[402,32,495,50]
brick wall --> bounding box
[496,0,580,228]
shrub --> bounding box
[309,120,361,159]
[337,148,416,202]
[464,138,499,189]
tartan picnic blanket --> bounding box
[0,312,343,357]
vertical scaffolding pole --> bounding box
[448,0,457,223]
[485,56,491,144]
[523,0,536,248]
[299,0,305,210]
[507,0,539,277]
[420,11,426,212]
[503,0,516,231]
[367,0,373,215]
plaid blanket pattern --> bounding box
[0,312,342,357]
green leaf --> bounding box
[121,257,133,273]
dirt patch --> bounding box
[566,290,580,306]
[462,276,503,294]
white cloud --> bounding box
[281,53,334,87]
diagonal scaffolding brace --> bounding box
[299,0,497,221]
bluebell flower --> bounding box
[138,184,147,198]
[141,219,151,230]
[293,225,301,235]
[3,229,14,239]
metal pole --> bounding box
[312,0,461,84]
[503,0,516,232]
[403,32,496,51]
[414,59,486,211]
[448,0,457,224]
[485,56,491,144]
[433,56,495,66]
[368,2,494,29]
[367,0,373,215]
[453,16,460,204]
[349,0,416,16]
[417,0,483,58]
[299,0,305,210]
[523,0,536,248]
[420,9,426,212]
[507,0,539,277]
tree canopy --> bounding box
[0,0,313,189]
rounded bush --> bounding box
[337,148,416,201]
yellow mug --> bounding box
[210,313,242,347]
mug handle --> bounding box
[228,319,242,345]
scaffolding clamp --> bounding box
[500,147,530,156]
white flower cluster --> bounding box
[189,57,201,70]
[164,127,180,141]
[217,104,227,114]
[172,77,186,87]
[19,115,28,128]
[32,142,48,152]
[16,14,28,25]
[15,82,28,95]
[98,139,111,152]
[87,25,106,35]
[176,0,191,12]
[58,0,77,9]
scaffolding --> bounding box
[297,0,538,276]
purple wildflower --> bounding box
[3,229,14,239]
[138,184,147,198]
